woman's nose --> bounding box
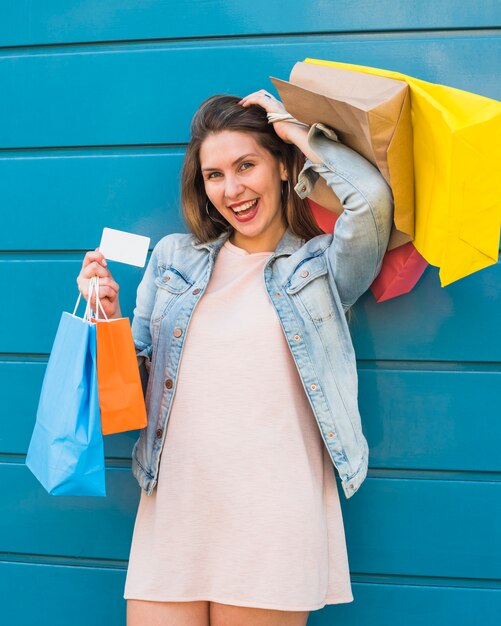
[224,175,245,199]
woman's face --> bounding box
[199,130,288,251]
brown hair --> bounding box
[181,94,324,243]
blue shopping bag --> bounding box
[26,280,106,496]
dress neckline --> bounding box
[223,239,274,257]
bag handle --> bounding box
[92,276,109,321]
[73,276,109,322]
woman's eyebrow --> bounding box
[202,153,260,172]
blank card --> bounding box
[99,228,150,267]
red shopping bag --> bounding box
[308,199,427,302]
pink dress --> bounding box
[123,238,353,611]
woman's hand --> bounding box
[239,89,322,165]
[77,248,122,319]
[238,90,295,144]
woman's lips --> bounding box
[232,199,260,222]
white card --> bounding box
[99,227,151,267]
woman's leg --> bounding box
[127,599,210,626]
[209,602,309,626]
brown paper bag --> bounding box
[271,62,414,250]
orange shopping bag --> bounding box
[91,277,147,435]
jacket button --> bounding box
[310,383,317,390]
[293,334,301,341]
[173,327,183,337]
[275,292,282,297]
[165,379,173,389]
[327,431,334,438]
[163,275,171,282]
[156,428,163,438]
[192,288,201,295]
[301,185,307,192]
[300,270,309,278]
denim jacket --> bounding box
[130,123,394,499]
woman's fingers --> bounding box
[78,249,110,291]
[85,278,121,317]
[75,249,122,318]
[96,281,120,304]
[81,260,111,279]
[77,275,119,298]
[96,276,120,295]
[239,90,297,143]
[239,90,287,115]
[82,247,107,268]
[88,291,121,319]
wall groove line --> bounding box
[1,27,501,56]
[2,354,501,371]
[2,455,499,481]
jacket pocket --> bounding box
[285,256,334,323]
[151,265,193,322]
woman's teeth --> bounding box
[233,199,258,214]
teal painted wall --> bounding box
[1,2,500,624]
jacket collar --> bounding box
[191,226,304,258]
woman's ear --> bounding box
[279,161,288,182]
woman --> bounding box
[77,90,393,626]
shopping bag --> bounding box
[91,278,147,435]
[301,58,501,286]
[26,279,106,496]
[271,62,414,251]
[370,241,428,302]
[308,199,427,302]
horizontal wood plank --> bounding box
[1,561,500,626]
[315,582,501,626]
[0,360,139,458]
[0,561,126,626]
[1,465,140,561]
[1,35,500,148]
[2,465,500,580]
[340,477,501,580]
[351,261,501,361]
[1,1,501,48]
[3,361,500,472]
[359,369,501,471]
[0,150,184,251]
[0,259,499,361]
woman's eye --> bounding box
[207,171,222,180]
[240,162,254,171]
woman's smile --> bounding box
[230,198,260,221]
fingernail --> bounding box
[102,259,107,266]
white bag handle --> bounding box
[93,276,109,321]
[73,276,109,322]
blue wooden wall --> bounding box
[1,2,500,624]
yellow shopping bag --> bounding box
[303,58,501,286]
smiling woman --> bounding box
[200,130,288,251]
[77,89,393,626]
[180,93,326,253]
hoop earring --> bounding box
[205,200,229,228]
[281,179,291,205]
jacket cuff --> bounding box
[340,459,368,499]
[294,123,341,199]
[135,340,152,373]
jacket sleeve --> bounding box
[295,123,394,310]
[131,241,161,394]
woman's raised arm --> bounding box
[240,89,394,309]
